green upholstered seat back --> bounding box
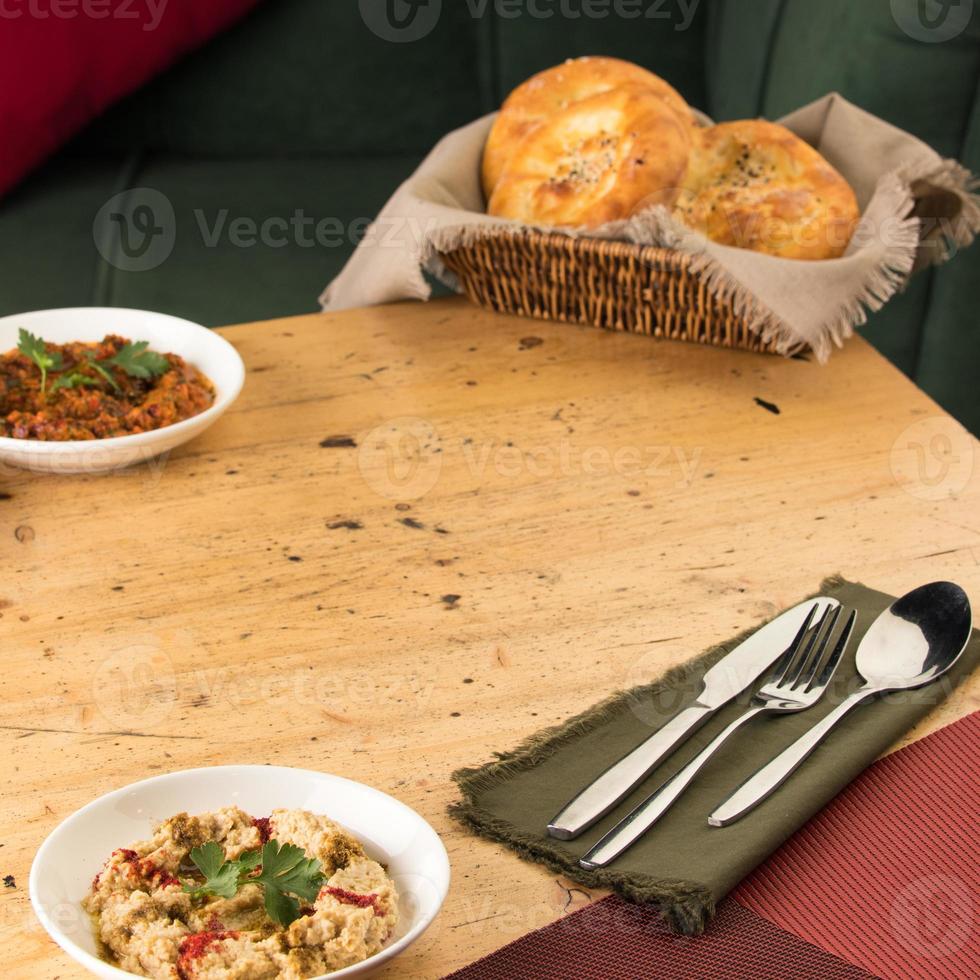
[76,0,709,156]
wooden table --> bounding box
[2,297,978,979]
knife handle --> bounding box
[547,702,716,840]
[708,689,872,827]
[580,706,765,868]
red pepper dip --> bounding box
[0,334,214,440]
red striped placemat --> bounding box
[733,710,979,979]
[446,711,978,979]
[443,894,874,979]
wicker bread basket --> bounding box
[439,228,781,355]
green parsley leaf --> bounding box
[182,842,242,900]
[82,351,120,391]
[236,850,263,873]
[178,839,324,928]
[17,328,63,396]
[107,341,170,380]
[49,372,102,395]
[250,841,325,927]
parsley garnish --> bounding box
[17,329,63,397]
[14,331,171,399]
[48,372,102,395]
[106,341,170,380]
[82,351,120,392]
[182,842,245,900]
[182,840,325,927]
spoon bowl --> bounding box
[855,581,972,692]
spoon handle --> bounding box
[707,689,873,827]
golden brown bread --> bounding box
[673,119,860,260]
[482,56,693,199]
[487,84,693,229]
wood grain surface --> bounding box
[1,296,977,978]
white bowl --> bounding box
[0,307,245,474]
[30,766,451,979]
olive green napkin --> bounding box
[450,577,979,935]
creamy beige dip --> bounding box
[83,807,398,979]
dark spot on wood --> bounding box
[3,875,14,888]
[399,517,425,530]
[111,585,124,592]
[754,397,781,415]
[287,556,303,562]
[450,711,461,717]
[14,525,34,543]
[441,594,461,608]
[250,365,273,373]
[434,526,450,535]
[626,490,640,497]
[320,435,357,448]
[519,336,544,350]
[327,519,363,531]
[466,380,478,386]
[435,558,454,566]
[0,492,11,501]
[190,695,209,708]
[240,632,252,640]
[395,503,411,512]
[226,469,239,475]
[462,677,474,684]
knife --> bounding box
[546,596,840,840]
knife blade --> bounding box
[546,596,841,840]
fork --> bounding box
[579,603,856,869]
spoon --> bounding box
[708,581,973,827]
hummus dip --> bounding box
[83,807,398,979]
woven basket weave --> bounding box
[439,228,781,355]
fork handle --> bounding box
[580,706,766,868]
[708,687,875,827]
[547,702,716,840]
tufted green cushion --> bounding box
[75,0,491,157]
[0,152,421,328]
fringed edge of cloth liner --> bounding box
[448,575,848,937]
[416,158,978,363]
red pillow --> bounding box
[0,0,262,198]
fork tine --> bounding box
[795,605,842,688]
[779,606,835,687]
[765,602,819,686]
[807,608,856,691]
